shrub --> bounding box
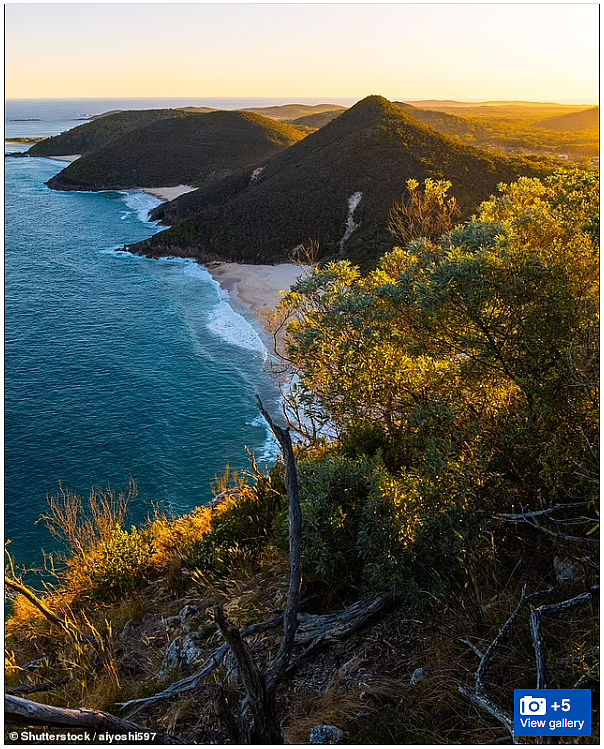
[184,480,286,575]
[296,450,474,597]
[86,526,155,600]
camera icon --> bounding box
[520,696,547,716]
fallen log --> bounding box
[5,694,188,744]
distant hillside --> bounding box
[289,111,344,129]
[46,111,305,192]
[27,109,187,156]
[131,96,552,267]
[395,102,599,158]
[242,103,346,120]
[410,100,590,118]
[394,102,484,140]
[535,106,599,132]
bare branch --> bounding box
[496,503,586,520]
[459,585,552,743]
[213,605,282,744]
[6,679,70,697]
[460,638,485,659]
[5,695,188,744]
[496,503,599,545]
[256,395,303,694]
[4,576,97,646]
[458,684,517,743]
[119,616,283,718]
[529,608,548,689]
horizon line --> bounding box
[5,96,599,106]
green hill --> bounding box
[410,100,590,118]
[289,110,344,130]
[393,102,484,140]
[27,109,188,157]
[243,103,346,120]
[45,111,305,192]
[535,106,599,131]
[131,96,553,266]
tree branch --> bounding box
[459,585,552,744]
[213,605,281,744]
[4,576,97,646]
[5,695,188,744]
[119,616,283,718]
[255,395,303,694]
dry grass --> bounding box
[42,480,138,560]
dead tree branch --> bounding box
[121,592,388,720]
[530,585,599,691]
[461,586,597,742]
[5,695,188,744]
[496,503,599,545]
[255,394,303,694]
[213,605,281,744]
[459,585,553,744]
[119,616,283,718]
[4,576,97,646]
[6,679,69,697]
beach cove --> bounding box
[4,147,289,570]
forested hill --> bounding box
[535,105,600,131]
[27,109,188,156]
[131,95,553,266]
[45,112,305,191]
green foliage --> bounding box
[132,96,553,267]
[388,178,460,246]
[46,111,303,191]
[275,170,598,588]
[28,109,187,156]
[296,449,481,596]
[181,472,286,575]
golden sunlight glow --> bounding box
[5,4,599,103]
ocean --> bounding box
[4,98,305,570]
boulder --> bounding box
[309,725,345,744]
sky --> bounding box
[5,3,600,103]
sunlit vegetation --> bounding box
[135,96,557,266]
[5,171,599,743]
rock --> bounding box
[159,633,205,681]
[26,657,47,672]
[180,634,204,668]
[410,667,425,685]
[118,621,134,642]
[554,556,582,583]
[309,725,345,744]
[178,604,199,621]
[163,639,181,671]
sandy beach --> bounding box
[46,154,81,162]
[208,262,310,317]
[141,185,197,202]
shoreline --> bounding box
[206,261,309,320]
[140,185,197,202]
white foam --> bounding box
[205,296,268,358]
[98,193,269,358]
[248,414,281,462]
[118,190,163,225]
[99,247,268,358]
[98,246,147,258]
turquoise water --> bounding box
[5,150,280,569]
